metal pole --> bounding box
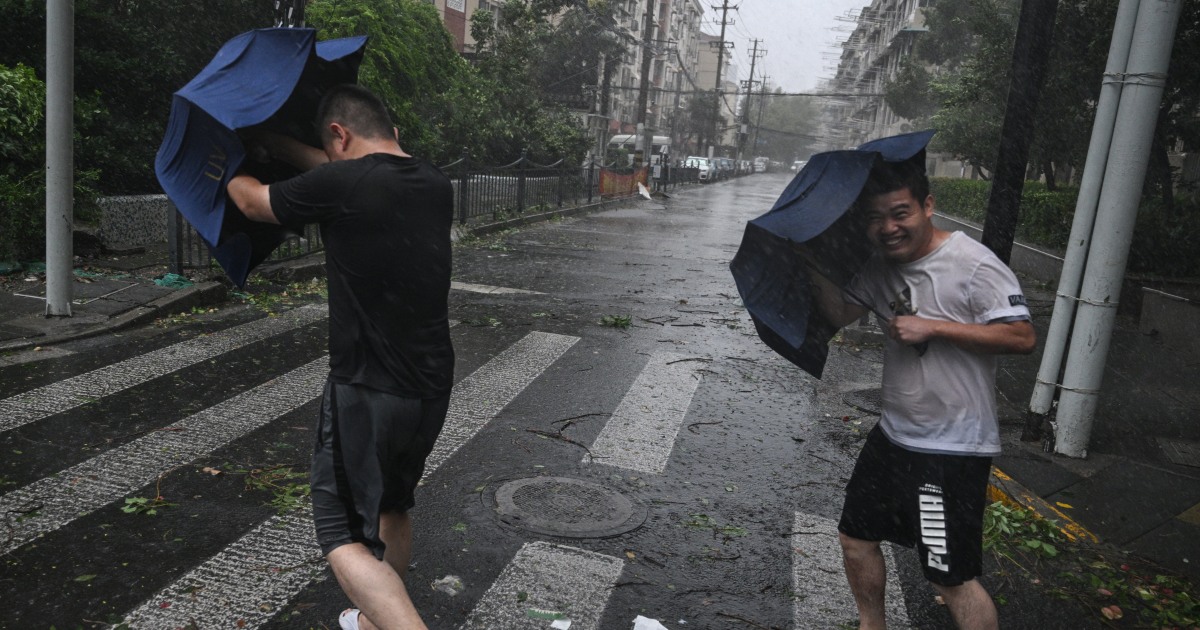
[1027,0,1141,432]
[1054,0,1182,458]
[168,203,184,276]
[45,0,74,317]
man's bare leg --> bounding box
[933,580,998,630]
[380,511,413,578]
[327,542,427,630]
[839,532,888,630]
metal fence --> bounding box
[167,153,701,273]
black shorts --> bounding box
[311,379,450,560]
[838,426,992,586]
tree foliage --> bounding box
[307,0,476,162]
[467,0,623,163]
[885,0,1200,192]
[753,92,821,161]
[0,0,271,194]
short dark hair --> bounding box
[315,84,394,144]
[857,157,930,208]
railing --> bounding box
[167,151,701,273]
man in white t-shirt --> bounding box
[806,158,1036,630]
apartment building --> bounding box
[821,0,930,150]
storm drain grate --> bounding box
[490,477,646,538]
[843,388,882,416]
[1157,437,1200,468]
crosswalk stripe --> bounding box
[585,351,705,474]
[461,541,624,630]
[428,331,579,471]
[451,281,544,295]
[791,512,910,629]
[0,304,328,434]
[122,512,321,630]
[0,358,329,555]
[121,331,580,629]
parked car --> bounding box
[791,159,807,172]
[717,157,735,179]
[753,157,769,173]
[684,156,713,182]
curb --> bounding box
[0,194,660,352]
[987,466,1099,543]
[0,281,229,353]
[463,196,645,238]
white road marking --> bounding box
[585,351,705,474]
[791,512,910,629]
[0,304,328,434]
[461,542,624,630]
[0,358,329,555]
[428,331,579,470]
[121,331,579,629]
[451,280,544,295]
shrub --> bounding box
[929,177,1200,278]
[930,177,989,223]
[0,63,46,261]
[0,63,100,262]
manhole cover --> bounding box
[489,477,646,538]
[843,388,882,415]
[1157,437,1200,468]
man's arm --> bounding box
[888,316,1036,355]
[808,267,869,329]
[226,174,279,225]
[263,133,328,171]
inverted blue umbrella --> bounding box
[155,28,367,287]
[729,130,936,378]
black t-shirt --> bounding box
[269,153,454,398]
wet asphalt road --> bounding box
[0,174,1092,629]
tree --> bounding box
[467,0,619,163]
[0,0,271,194]
[679,92,725,156]
[307,0,480,162]
[754,92,821,161]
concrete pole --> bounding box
[634,0,657,168]
[1054,0,1182,458]
[45,0,74,317]
[1027,0,1141,426]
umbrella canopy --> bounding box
[729,130,936,378]
[155,28,367,287]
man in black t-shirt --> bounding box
[228,84,453,630]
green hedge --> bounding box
[929,177,1200,278]
[0,63,98,262]
[0,64,47,261]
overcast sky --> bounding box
[701,0,871,93]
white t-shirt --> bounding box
[847,232,1031,456]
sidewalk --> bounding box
[991,283,1200,582]
[0,250,228,353]
[3,248,1199,585]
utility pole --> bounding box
[634,0,658,168]
[707,0,735,156]
[737,38,764,163]
[1053,0,1183,458]
[752,74,770,161]
[45,0,74,317]
[980,0,1060,263]
[592,52,609,164]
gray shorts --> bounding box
[310,379,449,559]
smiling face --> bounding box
[863,187,938,263]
